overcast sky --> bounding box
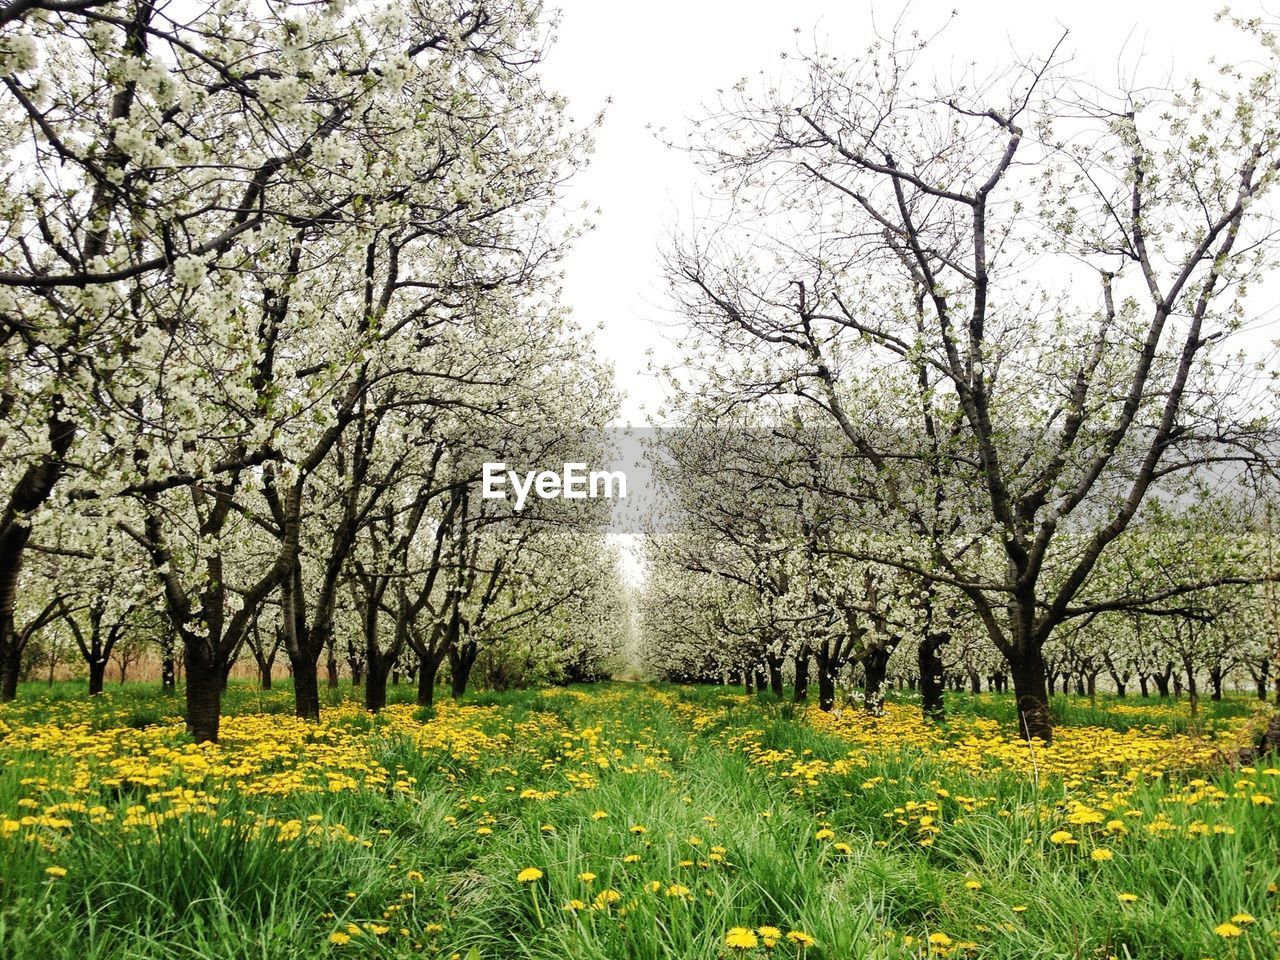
[537,0,1268,426]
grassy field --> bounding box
[0,682,1276,960]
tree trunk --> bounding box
[766,656,783,698]
[185,645,223,744]
[88,658,107,696]
[290,651,321,721]
[0,649,19,701]
[365,656,391,713]
[817,662,836,712]
[1209,667,1223,702]
[919,632,947,722]
[743,669,753,694]
[1009,648,1053,742]
[1137,673,1149,697]
[259,661,273,690]
[326,653,339,688]
[793,649,810,703]
[1153,671,1170,697]
[966,667,981,695]
[863,648,890,715]
[0,410,75,705]
[449,641,476,699]
[417,654,442,708]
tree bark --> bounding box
[1010,647,1053,742]
[0,650,19,701]
[863,648,890,715]
[449,640,476,699]
[766,655,783,698]
[365,656,391,712]
[793,648,810,702]
[817,664,836,712]
[290,650,321,721]
[185,643,224,743]
[417,653,442,707]
[88,658,107,696]
[919,631,947,722]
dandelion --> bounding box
[665,884,691,897]
[44,866,67,878]
[815,828,834,840]
[1049,830,1075,845]
[786,930,817,948]
[1213,922,1243,938]
[725,927,759,949]
[578,872,597,883]
[928,932,954,948]
[1090,848,1113,862]
[1118,892,1139,903]
[518,867,545,927]
[328,932,351,945]
[1229,913,1255,924]
[965,880,983,890]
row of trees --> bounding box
[0,0,625,740]
[639,12,1280,740]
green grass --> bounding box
[0,680,1275,959]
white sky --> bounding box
[539,0,1267,426]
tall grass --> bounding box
[0,680,1275,959]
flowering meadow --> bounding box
[0,682,1275,959]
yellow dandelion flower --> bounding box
[725,927,759,949]
[786,930,817,948]
[517,867,544,883]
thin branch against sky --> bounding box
[540,0,1274,426]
